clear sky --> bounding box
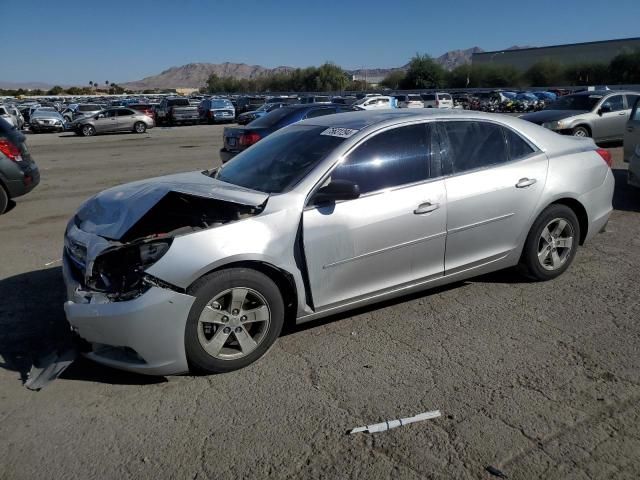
[2,0,639,85]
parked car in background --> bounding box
[156,97,199,126]
[0,106,18,128]
[299,95,332,104]
[0,118,40,214]
[72,107,154,136]
[236,103,287,126]
[198,98,236,124]
[62,109,613,375]
[220,103,355,163]
[235,96,265,115]
[129,104,156,121]
[62,103,103,123]
[352,96,394,110]
[331,96,358,105]
[624,96,640,188]
[395,94,424,108]
[421,92,453,108]
[30,109,65,133]
[521,90,640,142]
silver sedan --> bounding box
[62,110,614,375]
[72,107,154,136]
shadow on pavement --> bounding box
[0,267,165,386]
[612,168,640,213]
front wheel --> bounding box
[185,268,285,374]
[133,121,146,133]
[521,204,580,281]
[81,125,96,137]
[572,126,590,137]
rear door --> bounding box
[303,122,447,309]
[439,120,547,274]
[116,108,136,131]
[624,96,640,163]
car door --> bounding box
[594,94,627,140]
[624,96,640,163]
[302,122,447,309]
[116,108,136,131]
[94,109,117,133]
[438,120,547,274]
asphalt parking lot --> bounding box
[1,125,639,480]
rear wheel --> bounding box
[81,125,96,137]
[133,121,146,133]
[185,268,285,374]
[521,204,580,281]
[0,185,8,215]
[572,126,590,137]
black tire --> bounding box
[133,121,146,134]
[185,268,285,374]
[572,125,590,137]
[81,124,96,137]
[521,204,580,281]
[0,185,8,215]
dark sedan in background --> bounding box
[219,104,355,163]
[0,119,40,214]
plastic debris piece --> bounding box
[485,466,508,478]
[348,410,441,434]
[24,349,76,391]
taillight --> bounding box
[239,132,261,147]
[596,148,613,168]
[0,139,22,162]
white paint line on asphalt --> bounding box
[44,258,61,266]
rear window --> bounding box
[79,104,100,111]
[249,107,295,128]
[314,96,330,102]
[211,100,232,108]
[438,94,452,100]
[408,95,422,102]
[422,94,435,101]
[168,99,190,106]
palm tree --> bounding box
[105,80,109,88]
[89,81,94,89]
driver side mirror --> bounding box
[313,179,360,205]
[97,113,105,119]
[598,105,611,116]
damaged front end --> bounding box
[62,172,269,375]
[64,172,268,302]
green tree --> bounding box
[47,85,65,95]
[380,70,406,90]
[564,62,609,86]
[609,49,640,84]
[447,65,473,88]
[401,54,446,89]
[525,59,565,86]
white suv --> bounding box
[421,92,453,109]
[394,94,424,109]
[353,96,394,110]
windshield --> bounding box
[211,100,232,108]
[249,106,295,128]
[215,125,346,193]
[545,94,601,111]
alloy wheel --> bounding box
[537,218,575,271]
[197,287,271,360]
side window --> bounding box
[503,128,535,160]
[602,95,624,112]
[440,121,508,173]
[306,108,336,118]
[379,98,389,106]
[626,95,640,118]
[116,109,134,116]
[102,110,117,118]
[330,123,435,194]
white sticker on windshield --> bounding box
[321,127,358,138]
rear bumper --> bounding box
[580,167,615,243]
[62,255,195,376]
[0,159,40,198]
[219,148,240,164]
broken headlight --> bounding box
[87,239,172,299]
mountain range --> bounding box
[1,46,532,91]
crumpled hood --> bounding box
[520,109,588,125]
[75,171,268,240]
